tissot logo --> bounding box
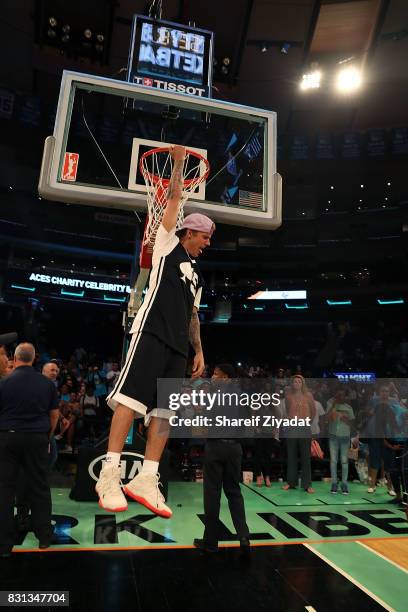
[88,452,145,483]
[132,75,206,97]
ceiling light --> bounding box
[330,186,334,190]
[261,45,268,53]
[48,16,57,27]
[360,184,364,188]
[223,57,231,66]
[96,33,104,43]
[84,28,93,39]
[387,182,391,186]
[300,70,321,90]
[336,67,362,92]
[281,43,291,54]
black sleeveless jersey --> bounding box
[130,225,203,357]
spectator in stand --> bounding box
[79,383,100,441]
[274,368,289,393]
[42,362,60,387]
[55,394,80,453]
[282,375,316,494]
[326,387,354,494]
[6,359,14,375]
[86,365,107,410]
[0,352,7,379]
[361,385,398,495]
[106,362,120,394]
[60,384,71,402]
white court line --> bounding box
[357,541,408,575]
[305,607,317,611]
[303,543,395,612]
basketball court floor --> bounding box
[3,482,407,611]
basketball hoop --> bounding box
[127,146,209,318]
[139,146,210,253]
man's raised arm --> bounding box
[162,145,186,233]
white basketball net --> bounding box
[140,148,209,249]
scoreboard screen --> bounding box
[127,15,214,97]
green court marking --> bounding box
[309,541,407,612]
[14,482,408,551]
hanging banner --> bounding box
[366,129,385,157]
[0,88,15,119]
[391,127,408,154]
[316,133,334,159]
[19,96,41,126]
[341,132,361,158]
[290,135,309,160]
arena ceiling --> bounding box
[2,0,407,130]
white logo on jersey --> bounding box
[179,262,199,297]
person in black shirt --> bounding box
[194,364,250,555]
[96,145,215,518]
[0,343,59,556]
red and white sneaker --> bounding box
[123,472,172,518]
[96,465,128,512]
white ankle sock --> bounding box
[104,452,121,469]
[142,459,159,475]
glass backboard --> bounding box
[39,71,282,229]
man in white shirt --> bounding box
[96,145,215,519]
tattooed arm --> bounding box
[162,145,186,233]
[190,306,205,378]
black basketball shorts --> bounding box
[107,332,187,425]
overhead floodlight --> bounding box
[336,67,362,92]
[281,43,291,54]
[300,70,321,90]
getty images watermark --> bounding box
[157,377,408,439]
[167,388,309,430]
[157,379,313,438]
